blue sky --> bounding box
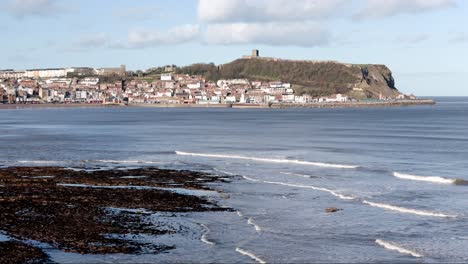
[0,0,467,96]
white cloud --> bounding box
[3,0,70,18]
[125,24,200,48]
[203,22,329,47]
[354,0,456,20]
[198,0,347,23]
[396,33,430,44]
[449,32,468,43]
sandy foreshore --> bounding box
[0,99,435,110]
[0,166,230,263]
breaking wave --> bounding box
[236,211,244,217]
[235,247,267,264]
[375,239,422,258]
[247,218,262,232]
[242,175,355,201]
[393,172,457,185]
[176,151,357,169]
[263,180,356,201]
[200,224,215,246]
[363,200,456,218]
[88,160,164,164]
[17,160,64,164]
[280,172,316,178]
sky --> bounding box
[0,0,467,96]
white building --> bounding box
[187,82,201,89]
[161,74,172,81]
[325,94,348,102]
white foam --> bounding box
[176,151,357,169]
[280,172,311,178]
[363,200,456,218]
[242,175,261,182]
[214,168,235,175]
[263,180,356,201]
[375,239,422,258]
[120,176,148,179]
[200,224,215,246]
[92,160,164,164]
[17,160,63,164]
[236,247,267,264]
[236,211,244,217]
[393,172,455,184]
[247,218,262,232]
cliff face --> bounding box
[178,59,401,98]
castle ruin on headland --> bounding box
[242,49,341,64]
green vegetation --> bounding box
[177,59,364,96]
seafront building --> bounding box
[0,51,415,105]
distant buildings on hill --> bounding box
[0,65,127,79]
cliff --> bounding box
[178,58,401,99]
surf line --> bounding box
[393,172,468,185]
[236,247,267,264]
[280,172,314,178]
[199,224,215,246]
[247,218,263,232]
[242,175,355,201]
[176,151,357,169]
[363,200,457,218]
[375,239,422,258]
[242,176,456,218]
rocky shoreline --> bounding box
[0,166,230,263]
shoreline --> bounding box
[0,99,435,110]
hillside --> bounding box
[177,58,401,98]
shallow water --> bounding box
[1,97,467,263]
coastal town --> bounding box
[0,50,424,107]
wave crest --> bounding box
[363,200,456,218]
[176,151,357,169]
[375,239,422,258]
[235,247,267,264]
[393,172,455,184]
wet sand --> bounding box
[0,166,230,263]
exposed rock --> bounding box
[0,241,50,264]
[0,167,229,255]
[325,207,342,213]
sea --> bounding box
[1,97,467,263]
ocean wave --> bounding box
[393,172,456,184]
[363,200,456,218]
[87,160,164,164]
[200,224,215,246]
[176,151,357,169]
[17,160,65,164]
[235,247,267,264]
[236,211,244,217]
[214,168,235,176]
[375,239,422,258]
[242,175,355,201]
[280,172,315,178]
[247,218,263,232]
[242,175,261,182]
[264,180,356,201]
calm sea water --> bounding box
[1,97,467,263]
